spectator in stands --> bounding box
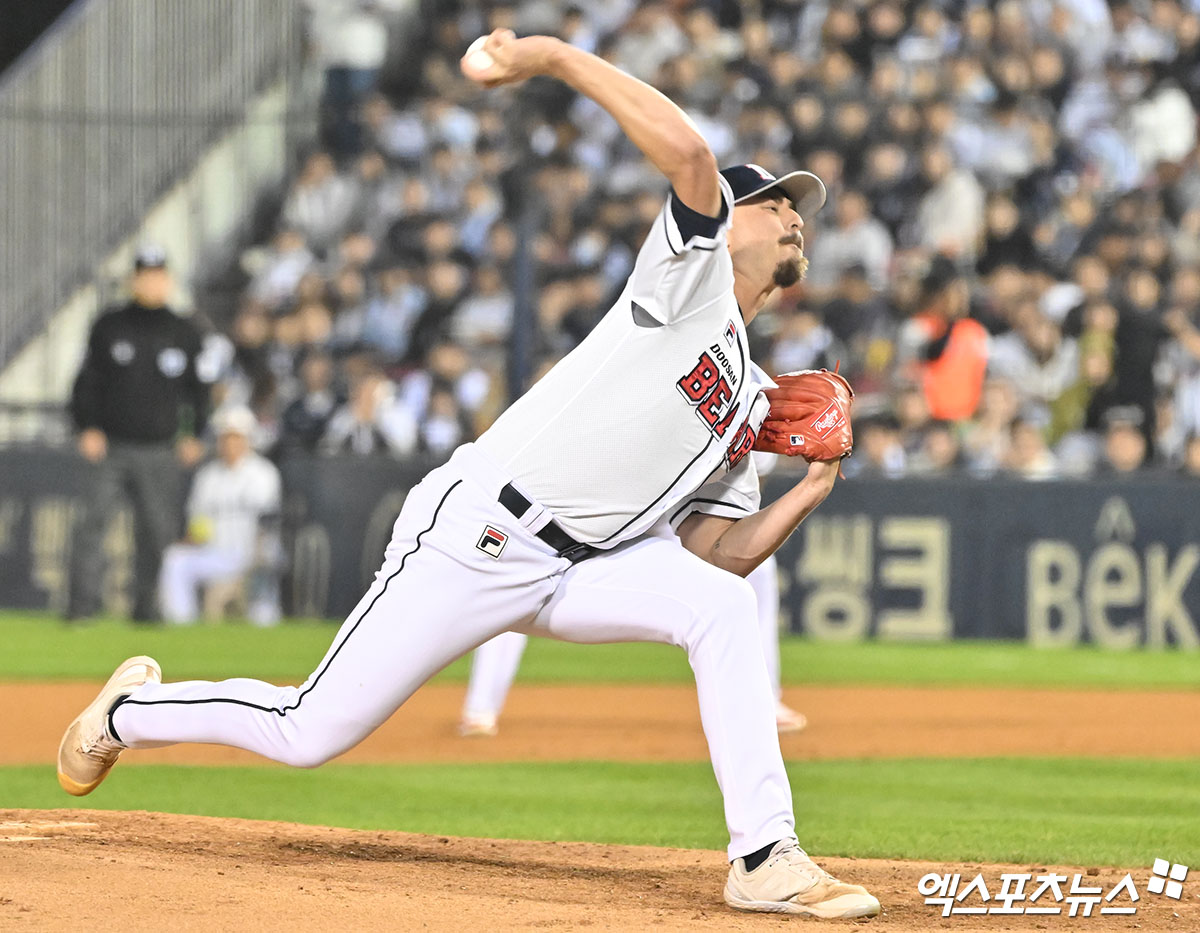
[914,144,985,259]
[846,411,907,479]
[282,152,358,253]
[320,367,417,456]
[279,348,341,453]
[989,300,1080,413]
[1099,405,1152,475]
[897,257,990,421]
[348,150,399,238]
[1162,281,1200,440]
[1181,434,1200,478]
[815,265,890,376]
[1048,327,1117,448]
[398,341,492,434]
[339,265,428,363]
[218,306,284,420]
[769,306,846,376]
[894,382,933,459]
[1111,266,1173,454]
[191,1,1200,484]
[67,246,210,622]
[453,263,514,353]
[1005,416,1059,481]
[419,386,471,456]
[860,141,918,239]
[807,189,893,294]
[308,0,390,160]
[159,406,282,625]
[244,227,315,311]
[976,193,1038,276]
[909,420,964,476]
[962,377,1020,477]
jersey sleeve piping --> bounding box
[668,496,752,531]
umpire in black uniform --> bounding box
[67,246,210,621]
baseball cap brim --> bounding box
[733,170,827,218]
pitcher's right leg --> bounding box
[527,533,793,861]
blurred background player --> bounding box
[66,246,210,622]
[159,406,283,626]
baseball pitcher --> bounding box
[59,31,874,919]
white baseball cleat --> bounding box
[457,711,499,737]
[724,839,881,919]
[57,655,161,796]
[775,701,808,734]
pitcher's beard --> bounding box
[773,252,809,289]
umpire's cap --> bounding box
[133,243,168,271]
[720,164,827,218]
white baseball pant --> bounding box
[465,552,783,718]
[111,443,795,859]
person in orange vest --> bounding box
[898,256,990,421]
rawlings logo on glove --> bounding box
[811,403,847,437]
[753,368,855,461]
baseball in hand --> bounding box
[462,36,497,80]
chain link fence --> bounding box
[0,0,305,380]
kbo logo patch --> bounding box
[476,526,508,559]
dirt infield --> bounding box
[4,683,1199,930]
[5,681,1200,766]
[1,809,1196,932]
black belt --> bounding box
[498,483,597,563]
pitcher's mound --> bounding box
[0,809,1192,931]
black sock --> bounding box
[739,840,780,872]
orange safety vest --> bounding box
[915,315,989,421]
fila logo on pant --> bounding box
[477,525,508,559]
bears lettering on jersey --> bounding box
[712,400,741,437]
[676,353,720,402]
[725,416,758,470]
[676,351,743,438]
[697,378,731,427]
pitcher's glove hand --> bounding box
[753,369,855,461]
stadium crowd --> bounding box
[200,0,1200,480]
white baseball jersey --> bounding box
[113,178,798,864]
[187,453,282,565]
[477,175,772,546]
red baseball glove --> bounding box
[754,369,855,461]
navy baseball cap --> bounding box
[720,164,827,218]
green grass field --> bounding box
[4,611,1199,688]
[3,611,1197,866]
[4,759,1196,866]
